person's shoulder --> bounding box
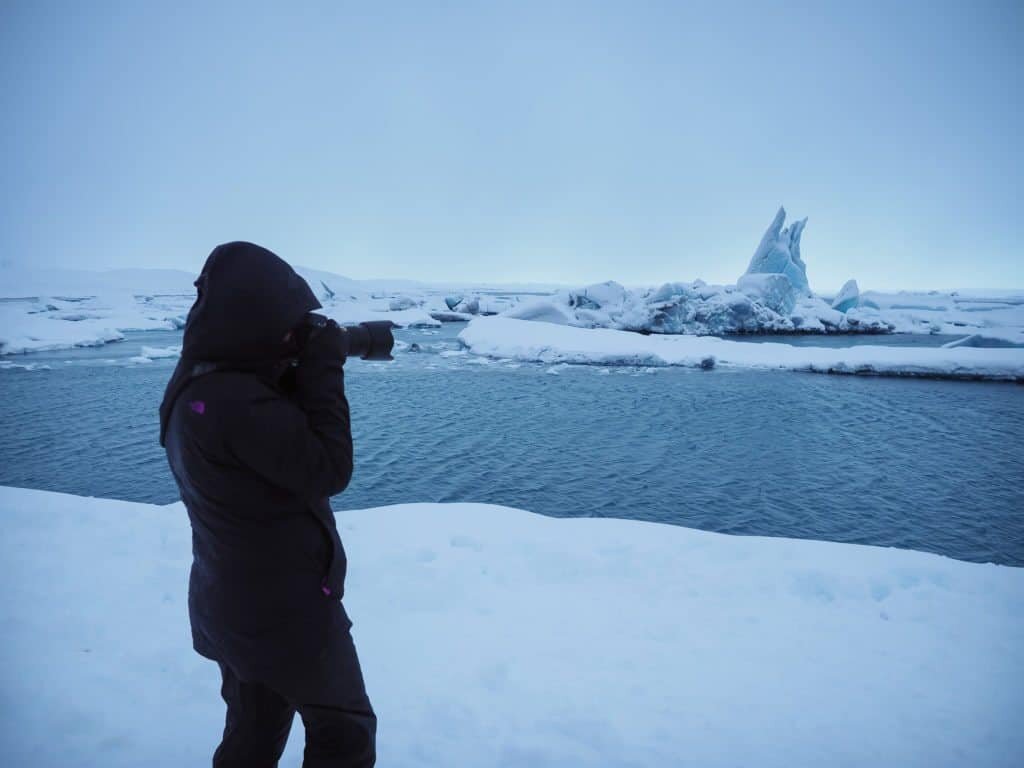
[178,371,286,427]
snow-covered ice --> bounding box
[459,317,1024,381]
[0,486,1021,767]
[4,239,1024,357]
[480,209,1024,342]
[495,282,1024,342]
[0,267,540,355]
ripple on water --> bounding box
[1,326,1022,565]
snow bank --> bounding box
[0,489,1021,767]
[459,317,1024,381]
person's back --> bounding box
[160,242,376,767]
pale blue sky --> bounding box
[2,1,1021,290]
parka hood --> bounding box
[182,241,321,362]
[159,241,320,445]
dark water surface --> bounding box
[1,325,1022,565]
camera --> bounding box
[300,313,395,361]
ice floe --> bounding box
[459,317,1024,381]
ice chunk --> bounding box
[737,273,798,315]
[458,297,481,315]
[388,296,420,311]
[647,286,793,335]
[429,310,475,323]
[744,207,810,295]
[832,280,860,313]
[570,281,628,309]
[502,299,573,325]
[139,345,181,359]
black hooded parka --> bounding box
[159,242,366,705]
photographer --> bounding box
[159,242,376,767]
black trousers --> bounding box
[212,635,377,768]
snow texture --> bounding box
[0,486,1021,767]
[459,317,1024,381]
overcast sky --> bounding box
[2,1,1020,290]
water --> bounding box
[1,325,1022,565]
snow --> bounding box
[459,317,1024,381]
[4,249,1024,357]
[0,485,1021,767]
[0,268,534,355]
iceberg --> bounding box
[387,296,420,311]
[743,206,810,295]
[736,273,798,315]
[832,279,860,313]
[488,209,903,337]
[2,485,1022,767]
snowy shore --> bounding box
[0,267,528,356]
[459,317,1024,381]
[1,485,1021,767]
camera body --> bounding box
[299,313,395,361]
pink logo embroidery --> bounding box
[189,400,206,415]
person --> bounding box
[159,241,376,767]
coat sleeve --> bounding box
[225,348,353,501]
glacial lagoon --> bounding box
[1,324,1022,566]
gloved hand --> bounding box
[299,318,349,363]
[294,319,348,410]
